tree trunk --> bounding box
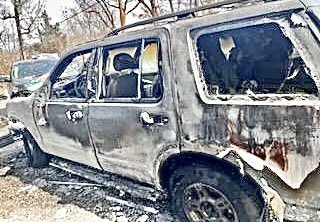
[118,0,126,27]
[168,0,174,12]
[150,0,157,17]
[13,0,24,60]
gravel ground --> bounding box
[0,142,174,222]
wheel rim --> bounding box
[183,183,239,222]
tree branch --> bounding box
[137,0,152,15]
[1,14,15,20]
[126,2,141,14]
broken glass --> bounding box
[195,23,318,97]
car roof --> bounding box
[69,0,306,53]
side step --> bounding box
[50,157,163,203]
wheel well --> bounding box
[160,152,268,220]
[159,151,261,192]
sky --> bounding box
[45,0,76,24]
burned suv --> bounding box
[7,0,320,221]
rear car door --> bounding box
[35,48,101,168]
[88,30,179,183]
[187,10,320,213]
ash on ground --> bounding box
[0,142,174,222]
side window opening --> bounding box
[141,42,163,99]
[103,42,140,99]
[195,23,318,98]
[51,49,96,99]
[101,38,163,102]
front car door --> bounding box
[34,47,101,168]
[88,29,179,184]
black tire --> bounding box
[169,163,266,222]
[22,131,50,168]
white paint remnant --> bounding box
[261,178,285,222]
[0,166,11,176]
[291,14,307,27]
[236,158,245,176]
[116,215,129,222]
[110,206,122,211]
[119,190,125,197]
[217,147,319,189]
[136,214,149,222]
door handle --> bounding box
[140,112,169,126]
[65,110,83,122]
[37,117,48,126]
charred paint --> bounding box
[203,105,319,171]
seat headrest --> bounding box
[113,53,138,71]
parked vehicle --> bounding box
[9,54,59,97]
[6,0,320,221]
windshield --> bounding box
[12,59,57,79]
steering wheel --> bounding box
[74,74,87,98]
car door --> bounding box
[35,48,101,169]
[88,30,179,183]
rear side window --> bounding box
[194,23,318,97]
[100,38,163,103]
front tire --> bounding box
[169,163,265,222]
[22,131,50,168]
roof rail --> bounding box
[106,0,258,37]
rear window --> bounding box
[193,22,318,98]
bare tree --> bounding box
[71,0,143,28]
[73,0,116,29]
[0,0,45,59]
[97,0,143,27]
[168,0,174,12]
[35,11,66,53]
[138,0,158,17]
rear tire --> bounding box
[22,131,50,168]
[169,163,265,222]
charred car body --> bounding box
[6,0,320,221]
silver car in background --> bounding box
[9,54,59,97]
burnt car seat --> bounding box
[106,53,139,98]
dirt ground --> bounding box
[0,176,109,222]
[0,142,174,222]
